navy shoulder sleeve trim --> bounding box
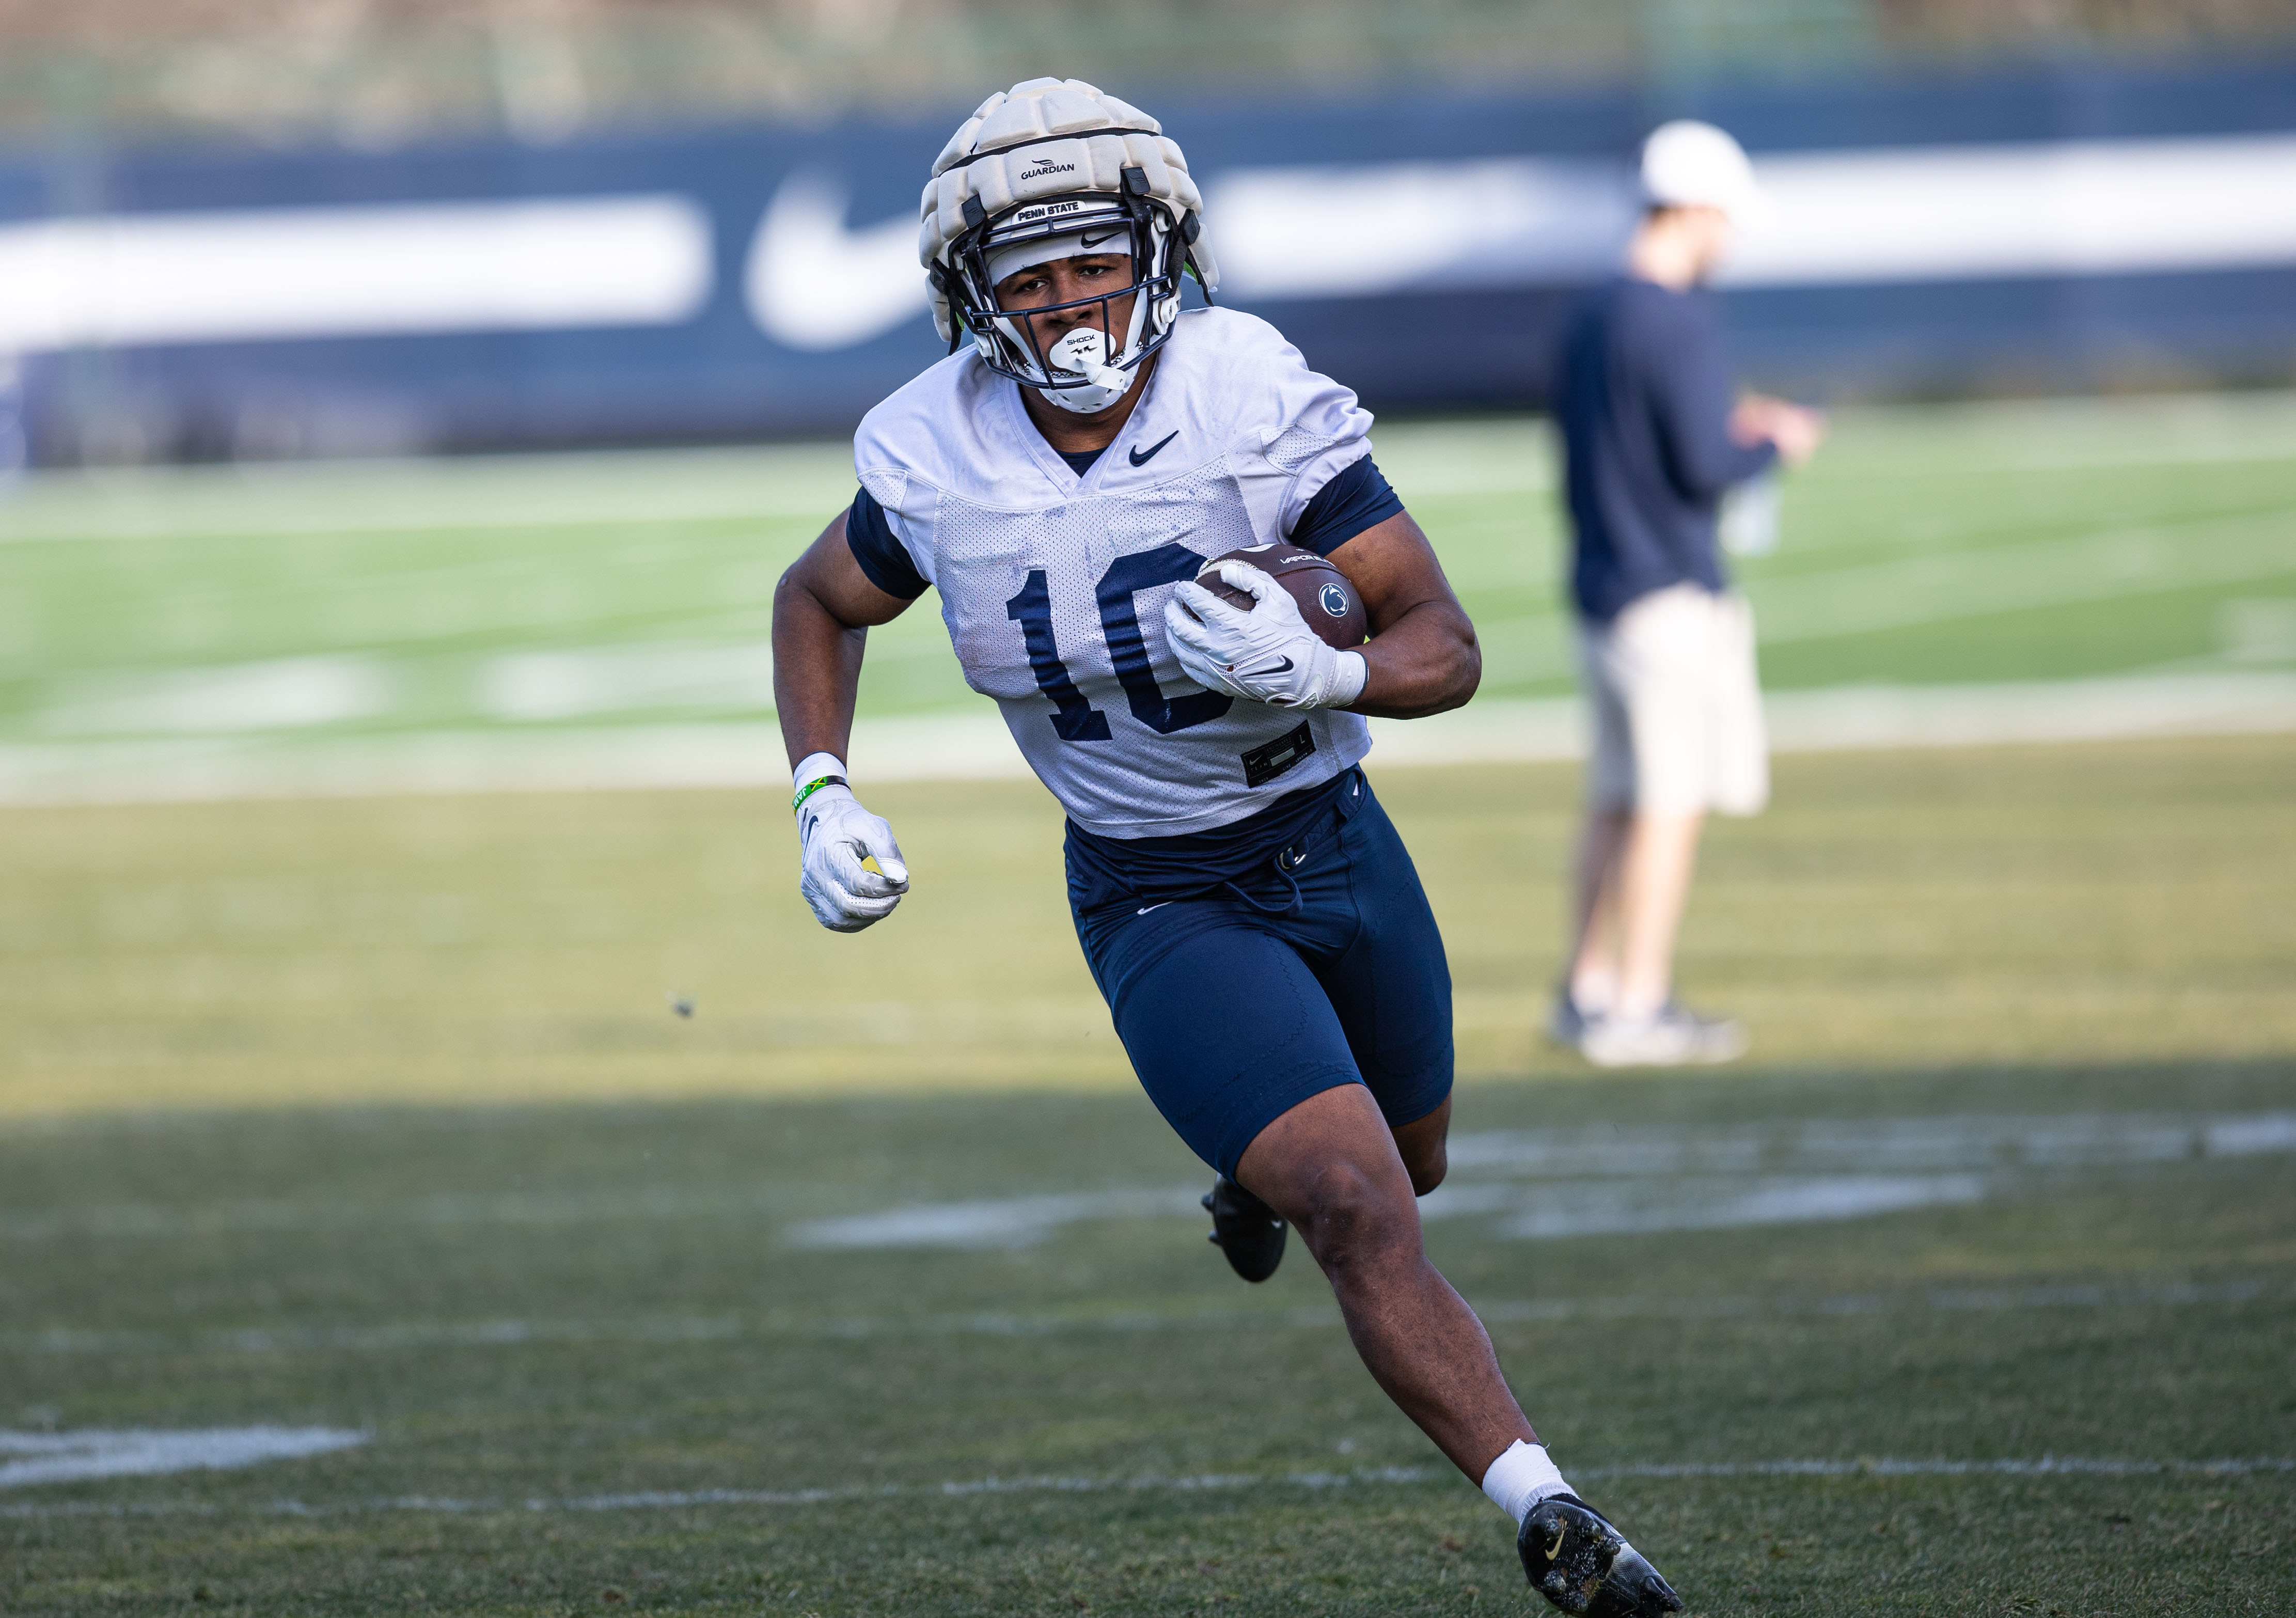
[845,486,931,600]
[1287,455,1405,557]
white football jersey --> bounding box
[855,307,1376,838]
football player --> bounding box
[772,77,1683,1617]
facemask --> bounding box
[966,208,1167,413]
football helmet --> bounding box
[920,77,1219,413]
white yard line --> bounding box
[0,723,794,804]
[3,1454,2290,1514]
[0,449,855,547]
[1370,672,2296,767]
[1459,504,2296,680]
[0,1426,365,1488]
[2,671,2292,803]
[1749,508,2296,643]
[4,1279,2269,1362]
[1586,1456,2296,1480]
[8,1112,2288,1248]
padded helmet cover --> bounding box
[919,77,1219,348]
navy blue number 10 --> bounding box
[1004,569,1111,741]
[1004,545,1233,743]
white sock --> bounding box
[1568,968,1616,1014]
[1481,1440,1570,1526]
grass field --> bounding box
[6,737,2296,1614]
[4,1046,2293,1616]
[4,394,2296,1614]
[4,392,2295,781]
[6,740,2295,1115]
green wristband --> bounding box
[791,774,847,815]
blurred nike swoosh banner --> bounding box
[1209,135,2296,298]
[0,196,713,351]
[744,172,927,351]
[0,60,2291,449]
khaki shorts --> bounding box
[1580,582,1769,816]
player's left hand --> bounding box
[1165,562,1367,710]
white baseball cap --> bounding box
[1639,120,1768,224]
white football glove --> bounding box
[1165,561,1369,710]
[792,756,909,933]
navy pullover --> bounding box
[1556,276,1775,622]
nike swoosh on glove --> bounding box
[796,786,910,932]
[1165,561,1369,710]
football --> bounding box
[1193,543,1369,649]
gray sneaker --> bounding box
[1545,982,1598,1049]
[1578,1001,1747,1069]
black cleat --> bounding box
[1201,1175,1286,1283]
[1517,1494,1685,1617]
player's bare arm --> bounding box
[1326,509,1480,719]
[772,509,911,768]
[772,514,915,933]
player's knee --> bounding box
[1296,1157,1419,1271]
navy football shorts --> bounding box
[1067,770,1455,1177]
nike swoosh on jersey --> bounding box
[745,172,925,350]
[1137,901,1174,915]
[1128,430,1181,466]
[1240,656,1295,678]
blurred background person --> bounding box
[1549,119,1826,1069]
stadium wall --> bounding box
[1,54,2292,463]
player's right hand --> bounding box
[1165,564,1366,711]
[795,783,909,932]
